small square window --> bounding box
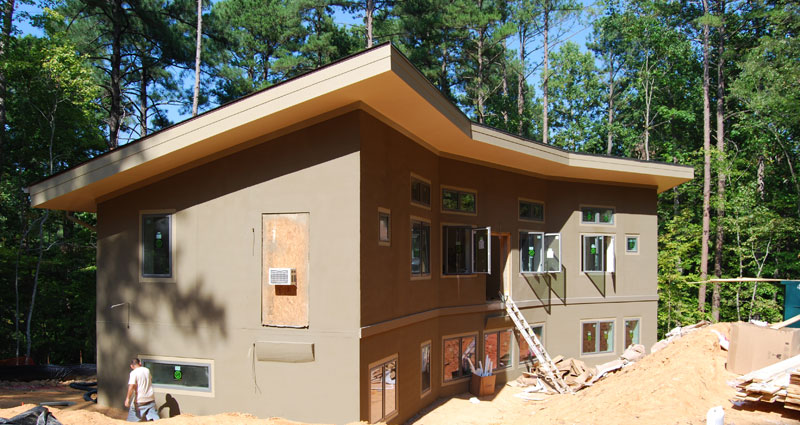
[411,178,431,207]
[582,320,614,355]
[442,188,476,214]
[378,210,390,245]
[625,319,640,347]
[626,236,639,253]
[142,213,172,278]
[581,206,614,224]
[519,200,544,221]
[518,325,544,364]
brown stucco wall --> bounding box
[96,112,363,424]
[358,112,658,423]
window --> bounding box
[442,188,476,214]
[483,330,512,371]
[443,226,490,275]
[141,357,212,393]
[582,320,614,355]
[378,209,391,245]
[142,213,172,278]
[581,206,614,224]
[625,319,640,347]
[519,200,544,222]
[519,232,561,273]
[443,334,476,382]
[626,235,639,253]
[421,342,431,395]
[369,356,397,423]
[582,235,615,273]
[411,220,430,276]
[518,325,544,364]
[411,177,431,207]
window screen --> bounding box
[142,214,171,277]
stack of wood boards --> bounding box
[520,347,644,392]
[732,353,800,409]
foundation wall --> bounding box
[96,112,362,424]
[358,112,658,423]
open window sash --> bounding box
[471,227,491,274]
[544,233,561,273]
[605,235,615,273]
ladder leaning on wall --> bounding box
[501,294,572,394]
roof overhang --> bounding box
[28,43,694,212]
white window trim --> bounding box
[580,234,615,274]
[519,231,562,274]
[579,204,616,226]
[139,355,214,397]
[378,207,391,247]
[579,319,616,356]
[139,210,176,284]
[625,234,640,255]
[440,185,478,216]
[368,354,399,424]
[518,197,545,223]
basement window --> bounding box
[518,325,544,364]
[141,213,172,278]
[581,235,615,273]
[411,177,431,207]
[443,226,490,275]
[581,206,614,225]
[582,320,614,355]
[141,357,212,394]
[519,200,544,222]
[625,319,640,348]
[421,342,431,396]
[483,329,512,371]
[443,334,476,382]
[520,232,561,273]
[369,355,397,423]
[442,188,476,214]
[411,220,430,276]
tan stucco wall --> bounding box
[96,112,362,424]
[358,112,658,423]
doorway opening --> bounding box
[486,233,510,301]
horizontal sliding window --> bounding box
[141,358,211,392]
[581,206,614,224]
[442,188,476,214]
[519,200,544,222]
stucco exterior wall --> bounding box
[96,112,362,424]
[358,112,658,423]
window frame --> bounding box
[410,217,431,278]
[581,234,615,273]
[483,329,513,371]
[139,210,176,283]
[441,186,478,215]
[580,319,615,356]
[580,205,615,225]
[420,341,432,398]
[624,318,641,348]
[411,174,432,209]
[378,207,391,246]
[368,354,398,424]
[442,225,491,276]
[625,235,639,254]
[519,231,562,274]
[518,198,545,223]
[517,324,545,366]
[139,355,214,397]
[442,332,478,384]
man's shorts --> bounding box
[127,401,160,422]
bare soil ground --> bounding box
[2,323,799,424]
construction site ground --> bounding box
[2,323,799,424]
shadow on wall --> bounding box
[158,394,181,418]
[522,266,569,314]
[586,272,616,297]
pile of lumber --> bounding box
[732,353,800,409]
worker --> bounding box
[125,358,160,421]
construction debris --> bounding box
[732,353,800,408]
[651,321,711,353]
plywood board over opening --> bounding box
[262,213,310,327]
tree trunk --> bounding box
[108,0,123,149]
[606,62,615,155]
[712,0,726,323]
[699,0,711,313]
[25,210,49,359]
[501,39,508,126]
[757,155,765,200]
[365,0,374,48]
[517,30,526,136]
[0,0,15,177]
[542,5,550,144]
[192,0,202,117]
[476,28,485,124]
[139,62,148,137]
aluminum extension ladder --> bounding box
[501,294,572,394]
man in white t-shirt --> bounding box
[125,358,160,421]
